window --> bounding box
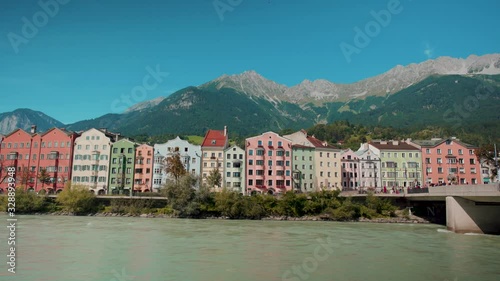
[268,150,272,156]
[278,141,282,147]
[268,141,272,147]
[469,158,475,165]
[248,150,253,156]
[438,167,443,174]
[448,149,452,155]
[437,158,442,164]
[458,149,463,155]
[437,149,441,154]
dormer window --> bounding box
[211,140,216,145]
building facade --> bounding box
[291,145,315,192]
[245,132,293,194]
[134,144,154,192]
[108,139,136,195]
[355,145,382,190]
[223,145,245,194]
[0,128,37,193]
[72,128,116,194]
[201,128,228,190]
[153,136,202,191]
[37,128,78,193]
[411,138,481,185]
[284,130,341,190]
[368,140,422,189]
[340,149,361,190]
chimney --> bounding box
[30,125,37,134]
[224,126,227,137]
[392,140,399,146]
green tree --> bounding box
[165,153,187,184]
[56,184,97,215]
[7,188,47,213]
[215,189,241,218]
[207,168,222,188]
[37,168,51,190]
[162,174,197,217]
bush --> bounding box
[56,185,97,215]
[9,188,47,213]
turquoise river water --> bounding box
[0,215,499,281]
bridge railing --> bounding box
[407,187,429,194]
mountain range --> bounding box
[1,54,499,138]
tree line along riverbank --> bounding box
[0,176,430,223]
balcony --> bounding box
[276,185,286,189]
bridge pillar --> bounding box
[446,196,500,234]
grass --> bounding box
[186,135,204,145]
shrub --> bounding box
[56,185,97,215]
[9,188,47,213]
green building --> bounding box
[292,145,316,192]
[368,140,422,189]
[108,139,137,195]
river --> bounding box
[0,215,499,281]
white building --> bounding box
[153,136,201,191]
[223,145,245,194]
[356,145,382,191]
[71,128,118,194]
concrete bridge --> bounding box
[341,184,500,235]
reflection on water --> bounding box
[0,215,499,281]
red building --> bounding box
[0,126,79,193]
[0,128,35,193]
[411,138,481,185]
[37,128,79,193]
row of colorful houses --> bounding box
[0,125,492,195]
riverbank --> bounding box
[22,211,432,224]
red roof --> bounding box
[202,129,228,147]
[306,136,336,149]
[369,141,419,151]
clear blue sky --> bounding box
[1,0,499,123]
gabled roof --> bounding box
[3,128,31,138]
[412,138,478,149]
[202,129,227,148]
[306,136,337,149]
[369,140,420,151]
[41,127,79,138]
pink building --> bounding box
[245,132,293,195]
[411,138,481,185]
[134,144,154,192]
[340,149,361,190]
